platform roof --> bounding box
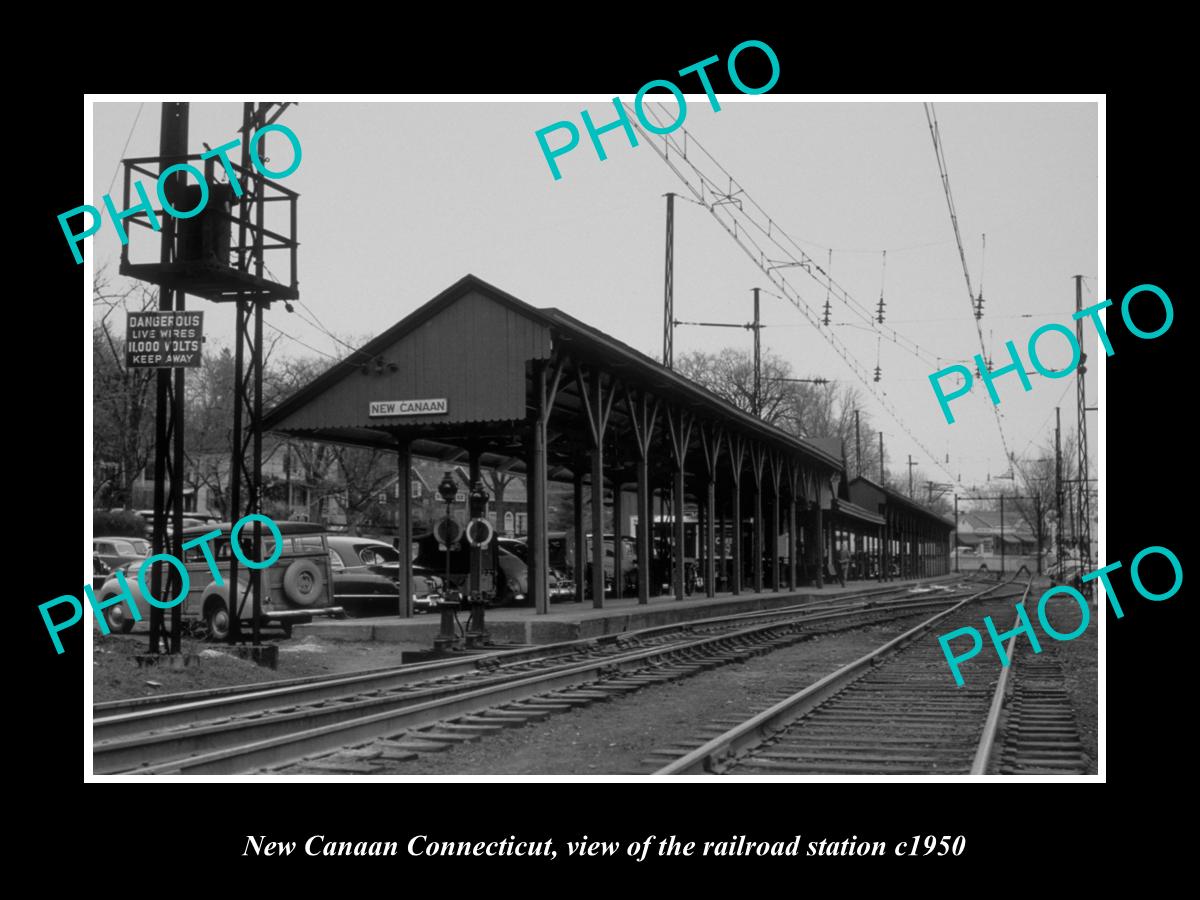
[834,498,886,527]
[848,475,956,530]
[264,275,845,480]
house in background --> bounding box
[956,510,1040,556]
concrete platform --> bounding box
[294,576,952,646]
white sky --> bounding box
[90,98,1099,489]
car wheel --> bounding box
[205,600,231,641]
[104,600,135,635]
[282,559,324,606]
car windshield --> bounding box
[357,544,400,565]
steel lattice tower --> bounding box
[1074,275,1092,591]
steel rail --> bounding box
[94,577,962,725]
[653,576,1026,775]
[969,577,1035,774]
[97,591,972,775]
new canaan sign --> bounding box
[368,398,448,417]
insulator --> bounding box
[822,299,831,326]
[873,365,882,383]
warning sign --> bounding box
[126,311,204,368]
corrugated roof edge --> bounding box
[263,275,556,431]
[850,475,956,529]
[537,306,843,470]
[264,274,843,471]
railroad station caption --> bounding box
[246,833,967,860]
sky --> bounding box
[89,98,1099,491]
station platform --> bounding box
[295,576,954,646]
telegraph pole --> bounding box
[878,432,885,484]
[1055,407,1064,577]
[752,287,761,417]
[1073,274,1092,595]
[148,102,189,655]
[954,493,959,573]
[999,493,1006,576]
[907,455,916,496]
[854,410,862,478]
[663,193,675,368]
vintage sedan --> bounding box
[93,536,151,571]
[94,521,344,639]
[328,535,444,616]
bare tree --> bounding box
[481,467,521,534]
[331,446,399,534]
[676,348,800,427]
[92,274,158,508]
[677,348,881,481]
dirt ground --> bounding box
[91,630,423,703]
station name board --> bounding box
[368,398,448,417]
[126,311,204,368]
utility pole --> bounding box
[1074,274,1092,595]
[878,432,885,484]
[854,409,862,478]
[1055,407,1064,578]
[752,287,761,417]
[1033,494,1043,575]
[907,455,916,496]
[663,193,675,368]
[999,493,1005,576]
[953,493,959,573]
[148,102,189,656]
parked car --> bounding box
[494,538,579,605]
[92,554,113,593]
[93,536,151,571]
[410,573,445,613]
[328,535,403,616]
[93,521,343,639]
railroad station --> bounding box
[263,274,956,643]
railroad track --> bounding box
[94,577,959,720]
[650,573,1088,775]
[93,577,979,775]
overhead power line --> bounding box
[635,102,971,372]
[923,103,1016,470]
[629,102,956,482]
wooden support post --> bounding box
[726,434,745,596]
[698,423,722,600]
[573,470,585,603]
[665,406,693,602]
[591,445,605,608]
[624,387,658,606]
[705,477,716,597]
[396,440,413,618]
[529,359,562,614]
[812,501,824,589]
[787,465,799,590]
[612,480,624,597]
[576,366,615,609]
[718,486,728,593]
[750,444,765,594]
[769,452,783,592]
